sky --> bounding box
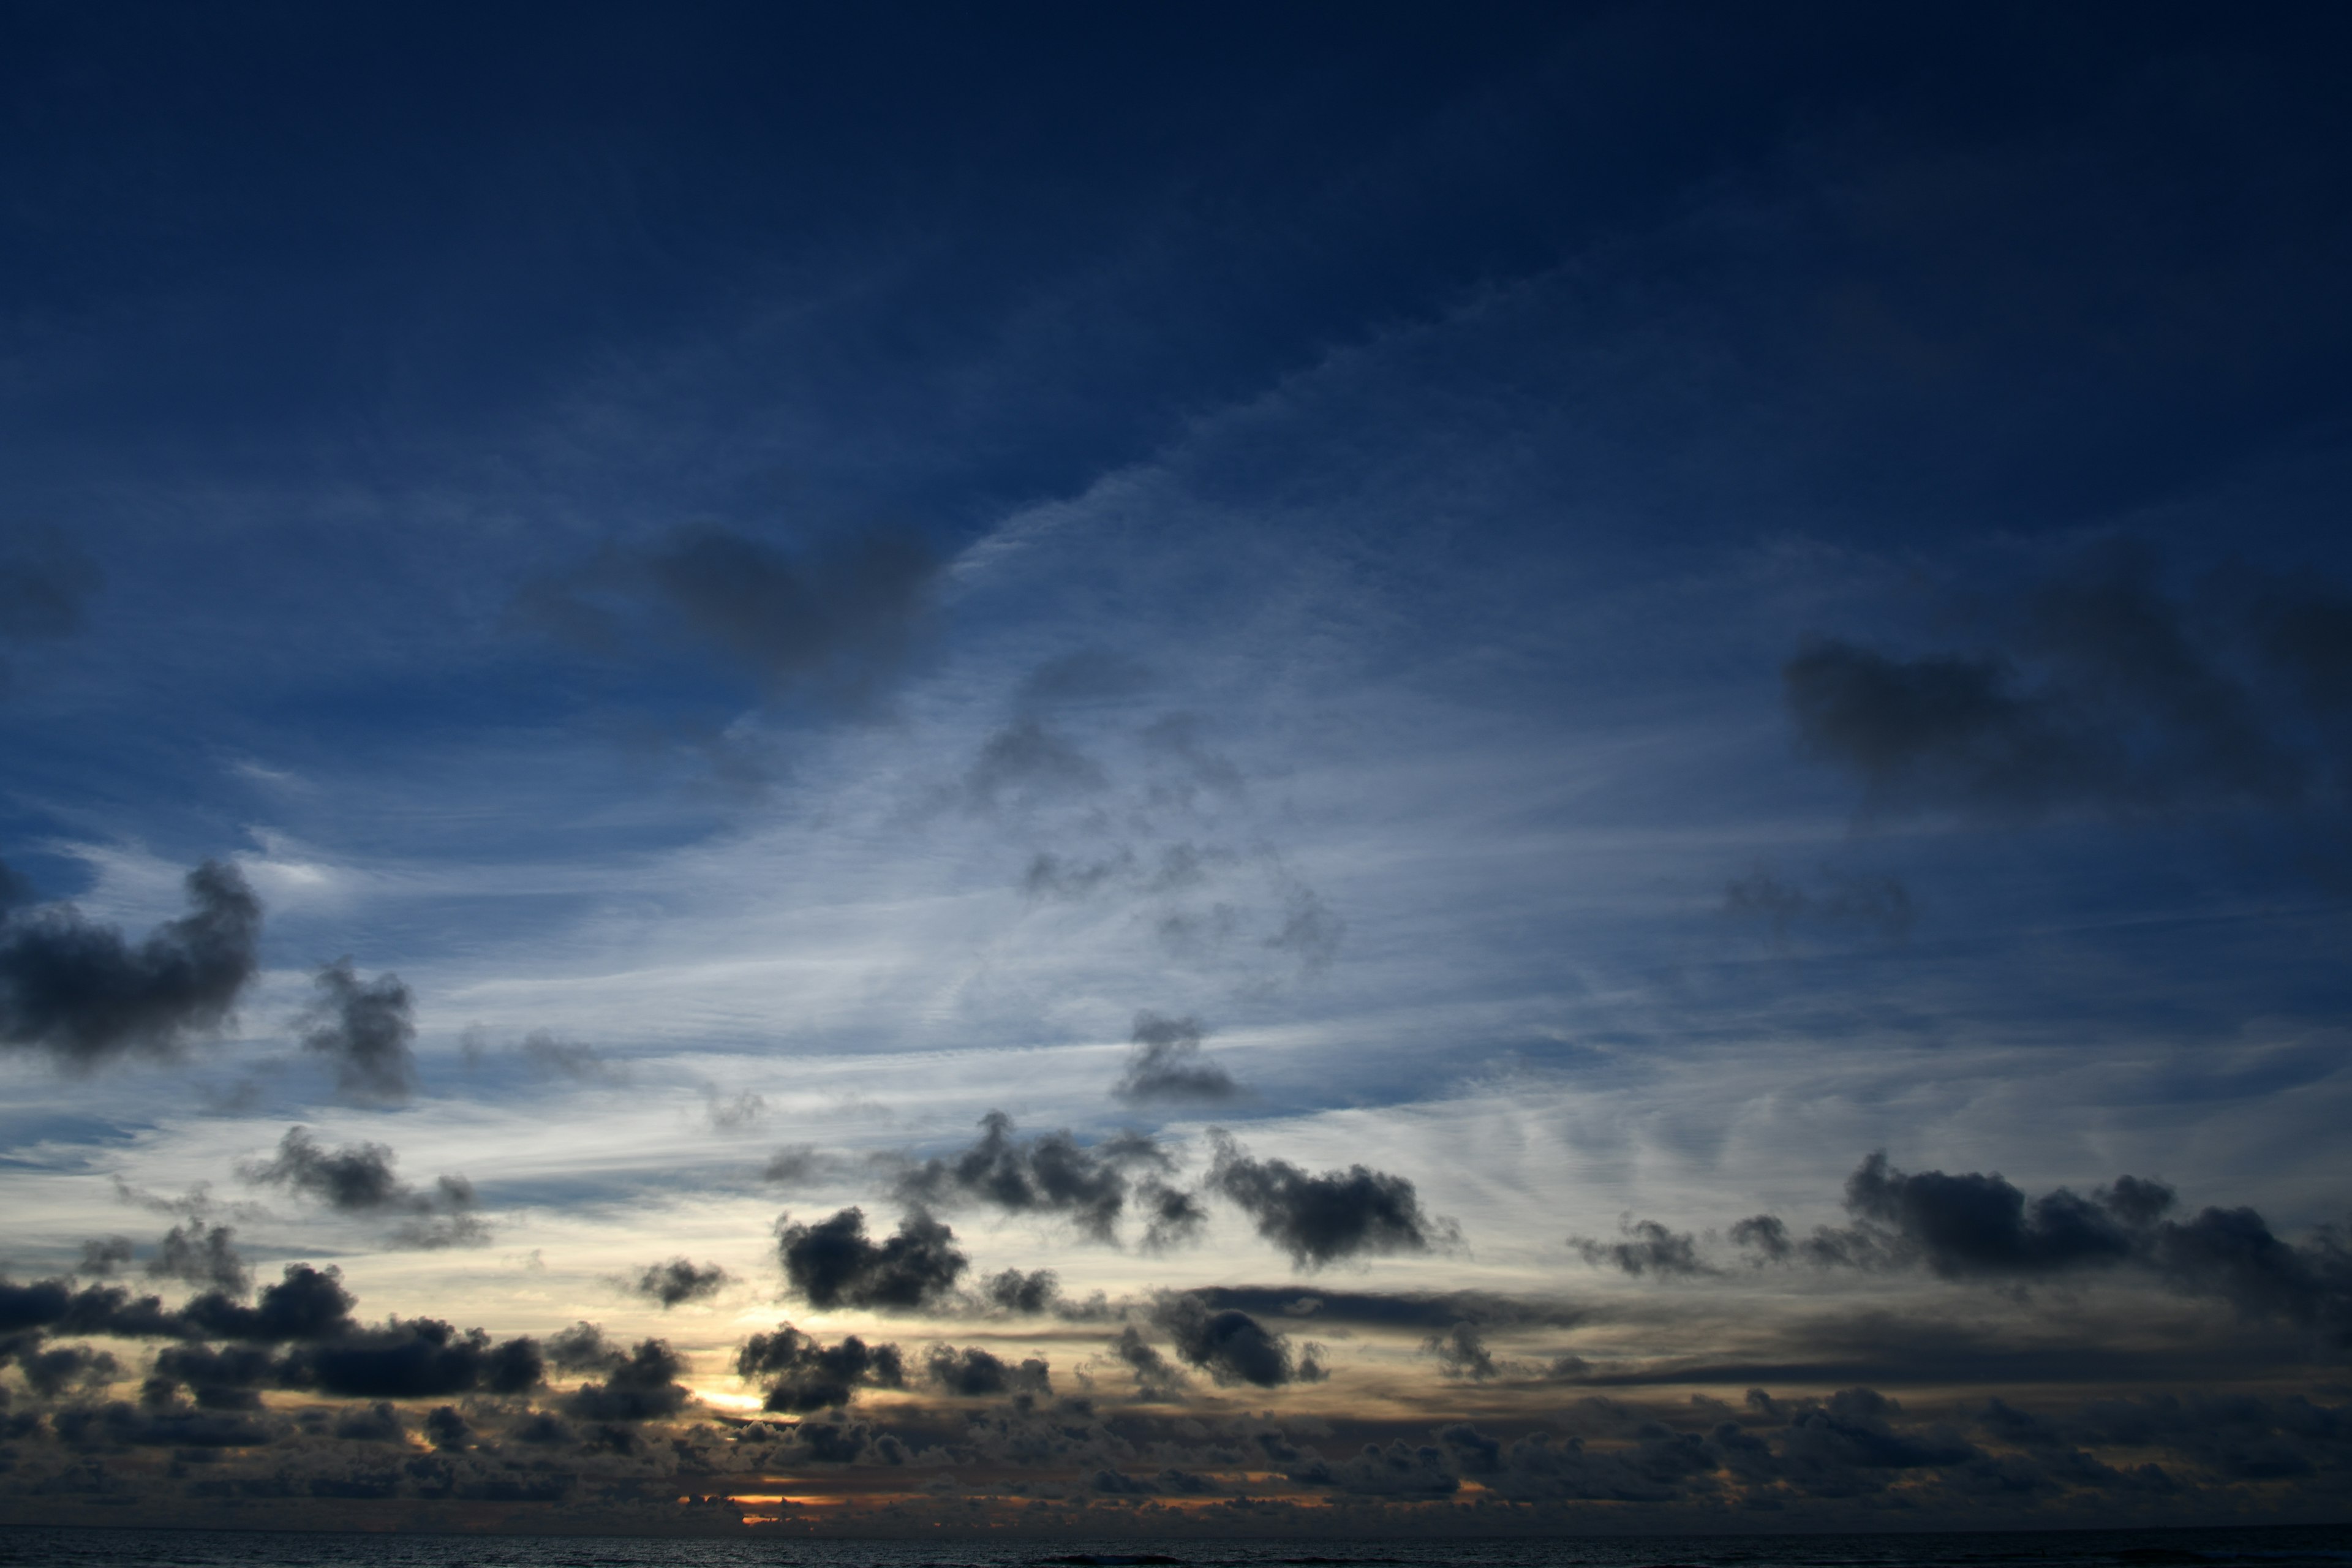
[3,0,2352,1539]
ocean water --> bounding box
[1,1527,2348,1568]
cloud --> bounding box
[148,1222,251,1295]
[962,718,1105,810]
[1784,543,2352,823]
[979,1267,1060,1314]
[560,1338,690,1422]
[1423,1322,1500,1381]
[77,1236,132,1277]
[737,1322,906,1412]
[516,1031,628,1084]
[761,1144,847,1186]
[1206,1131,1458,1268]
[775,1207,968,1312]
[0,859,262,1068]
[299,959,418,1106]
[1114,1011,1242,1106]
[1152,1294,1303,1388]
[238,1126,488,1249]
[523,522,940,708]
[1570,1218,1715,1278]
[624,1258,728,1308]
[889,1112,1173,1245]
[924,1344,1051,1398]
[1722,868,1914,943]
[1107,1324,1189,1401]
[0,529,100,690]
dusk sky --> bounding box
[4,2,2352,1538]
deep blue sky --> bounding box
[3,1,2352,1536]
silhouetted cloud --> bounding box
[559,1338,688,1422]
[299,959,418,1105]
[1206,1132,1457,1268]
[1785,543,2352,823]
[0,859,261,1068]
[625,1258,727,1308]
[238,1126,487,1248]
[979,1267,1059,1314]
[1570,1218,1714,1278]
[736,1322,905,1412]
[148,1221,249,1295]
[1108,1325,1189,1401]
[775,1207,968,1311]
[924,1344,1050,1398]
[1152,1294,1302,1388]
[1114,1011,1241,1105]
[180,1263,359,1342]
[524,523,939,708]
[889,1112,1172,1245]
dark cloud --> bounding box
[422,1404,473,1450]
[736,1322,905,1413]
[1021,849,1134,899]
[775,1207,968,1312]
[238,1126,487,1248]
[1152,1295,1302,1389]
[0,529,100,690]
[560,1338,688,1422]
[1114,1011,1242,1106]
[1108,1325,1189,1401]
[1570,1218,1714,1278]
[963,718,1105,810]
[544,1322,623,1374]
[889,1112,1172,1245]
[625,1258,728,1309]
[924,1344,1051,1398]
[1722,868,1914,943]
[1784,543,2352,823]
[1185,1284,1589,1332]
[285,1321,542,1401]
[0,859,262,1068]
[1137,1181,1210,1253]
[761,1144,845,1186]
[148,1222,249,1295]
[1206,1132,1457,1268]
[1264,886,1344,973]
[1423,1322,1499,1381]
[330,1401,405,1442]
[76,1236,132,1277]
[516,1031,628,1085]
[524,523,939,708]
[181,1263,358,1342]
[980,1267,1060,1314]
[300,959,418,1106]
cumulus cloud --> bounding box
[559,1339,690,1422]
[148,1221,251,1295]
[889,1112,1175,1245]
[737,1322,906,1412]
[298,959,418,1106]
[1152,1294,1304,1388]
[624,1258,728,1308]
[1206,1131,1457,1268]
[775,1207,968,1312]
[524,522,939,709]
[1784,543,2352,823]
[1108,1324,1190,1401]
[1570,1218,1715,1278]
[0,859,262,1068]
[924,1344,1051,1398]
[1114,1011,1242,1105]
[238,1126,487,1248]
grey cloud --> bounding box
[0,860,262,1068]
[0,530,100,691]
[1109,1324,1189,1401]
[1206,1131,1457,1269]
[559,1338,689,1423]
[1152,1294,1301,1389]
[238,1126,487,1249]
[1137,1180,1210,1252]
[889,1111,1171,1245]
[1784,543,2352,823]
[1570,1218,1715,1278]
[299,959,418,1106]
[761,1144,847,1186]
[1022,848,1133,899]
[1265,886,1344,972]
[76,1237,132,1277]
[980,1267,1059,1314]
[736,1322,905,1413]
[924,1344,1051,1398]
[1423,1322,1500,1381]
[526,523,939,708]
[1114,1011,1242,1106]
[1140,712,1244,801]
[1722,868,1914,943]
[625,1258,727,1308]
[1184,1284,1589,1332]
[516,1031,628,1085]
[148,1222,250,1295]
[775,1207,968,1312]
[963,718,1105,810]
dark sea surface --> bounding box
[2,1527,2349,1568]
